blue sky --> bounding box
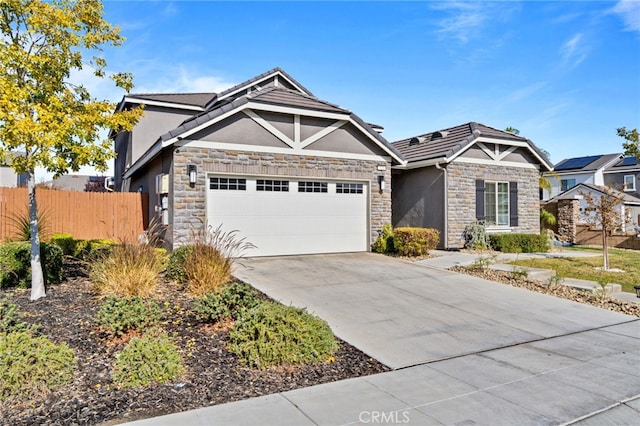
[66,0,640,177]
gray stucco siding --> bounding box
[131,106,194,164]
[446,162,540,248]
[171,147,391,251]
[191,114,290,148]
[392,168,445,247]
[306,123,387,156]
[604,172,640,199]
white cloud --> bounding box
[561,33,588,68]
[430,1,519,44]
[612,0,640,33]
[68,65,128,102]
[431,1,487,43]
[134,66,235,94]
[504,81,549,104]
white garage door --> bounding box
[206,176,368,257]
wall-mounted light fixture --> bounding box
[188,165,197,187]
[378,175,386,192]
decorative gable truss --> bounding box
[243,109,348,149]
[450,139,544,170]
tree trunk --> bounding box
[28,172,46,301]
[602,228,609,271]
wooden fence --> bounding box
[576,224,640,250]
[0,187,148,241]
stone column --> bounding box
[557,199,579,243]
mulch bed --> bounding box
[450,266,640,318]
[0,259,388,426]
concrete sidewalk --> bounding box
[129,322,640,425]
[128,253,639,425]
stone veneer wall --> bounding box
[446,162,541,248]
[557,199,579,243]
[172,147,391,250]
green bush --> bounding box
[74,238,116,261]
[195,282,260,323]
[94,296,162,338]
[165,245,194,284]
[0,331,75,401]
[112,330,184,388]
[372,224,395,253]
[463,221,490,250]
[392,227,440,257]
[0,298,32,335]
[0,242,63,289]
[228,302,338,370]
[488,233,549,253]
[50,233,77,256]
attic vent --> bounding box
[432,131,449,139]
[409,136,426,146]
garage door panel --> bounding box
[207,176,368,256]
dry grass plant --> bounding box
[90,219,166,298]
[183,223,255,297]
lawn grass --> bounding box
[510,246,640,293]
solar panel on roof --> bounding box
[555,155,601,171]
[615,157,638,167]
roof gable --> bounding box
[550,182,640,205]
[392,122,552,170]
[206,67,313,109]
[554,153,622,173]
[604,156,640,173]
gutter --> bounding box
[435,161,448,250]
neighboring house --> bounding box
[542,153,622,200]
[0,152,28,187]
[547,183,640,232]
[603,156,640,199]
[113,67,404,256]
[391,122,553,249]
[42,175,108,191]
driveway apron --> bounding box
[233,253,635,369]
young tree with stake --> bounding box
[580,187,628,271]
[0,0,142,300]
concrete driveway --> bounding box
[234,253,636,369]
[132,253,639,425]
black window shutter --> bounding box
[475,180,485,221]
[509,181,518,227]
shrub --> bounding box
[392,227,440,257]
[89,243,164,298]
[463,221,490,250]
[372,224,395,253]
[228,302,338,370]
[0,242,63,289]
[74,238,116,261]
[0,298,32,335]
[94,296,162,338]
[195,282,261,323]
[469,253,497,271]
[488,233,549,253]
[112,330,184,388]
[165,245,194,284]
[0,331,75,401]
[50,233,77,256]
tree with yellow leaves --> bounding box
[0,0,142,300]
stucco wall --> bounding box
[446,162,540,248]
[391,168,445,247]
[604,171,640,199]
[171,146,391,250]
[0,166,18,187]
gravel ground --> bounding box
[450,266,640,317]
[0,260,388,426]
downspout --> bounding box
[435,161,448,250]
